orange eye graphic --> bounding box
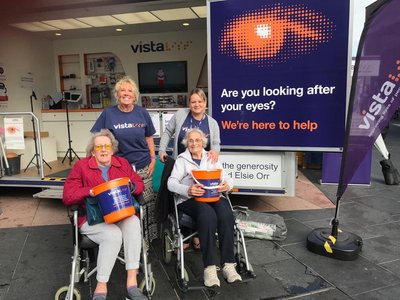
[6,126,19,135]
[219,4,335,66]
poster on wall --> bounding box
[149,112,161,136]
[4,117,25,149]
[209,0,351,151]
[20,72,34,89]
[0,64,6,81]
[161,112,174,133]
[0,63,8,109]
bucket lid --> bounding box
[92,177,130,196]
[6,152,18,158]
[192,169,222,179]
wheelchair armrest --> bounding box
[69,204,80,211]
[136,193,145,206]
[67,204,86,219]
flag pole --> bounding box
[305,0,396,260]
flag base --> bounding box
[306,228,363,261]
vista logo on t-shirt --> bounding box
[114,122,146,129]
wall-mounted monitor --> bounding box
[138,61,188,93]
[63,91,82,102]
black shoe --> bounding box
[126,288,147,300]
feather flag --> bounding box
[337,0,400,199]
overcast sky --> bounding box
[352,0,376,56]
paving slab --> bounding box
[2,225,71,300]
[379,260,400,277]
[338,201,395,227]
[353,193,400,216]
[278,208,336,223]
[275,218,314,246]
[359,235,400,264]
[352,283,400,300]
[283,243,399,297]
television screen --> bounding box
[138,61,188,93]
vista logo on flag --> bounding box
[358,60,400,133]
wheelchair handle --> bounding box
[191,172,221,190]
[129,180,137,194]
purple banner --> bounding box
[338,0,400,198]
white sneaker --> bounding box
[222,263,242,283]
[204,265,220,287]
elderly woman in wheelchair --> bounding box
[167,128,242,288]
[63,129,148,300]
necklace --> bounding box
[190,114,205,128]
[118,104,134,112]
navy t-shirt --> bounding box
[91,105,156,169]
[177,113,210,155]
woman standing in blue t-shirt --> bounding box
[91,75,158,242]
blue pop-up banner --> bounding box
[209,0,351,150]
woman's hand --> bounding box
[89,188,95,197]
[147,159,156,177]
[159,152,168,163]
[217,180,231,193]
[207,149,219,164]
[188,183,205,198]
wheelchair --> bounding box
[55,195,155,300]
[158,158,256,292]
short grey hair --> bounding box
[181,128,208,149]
[113,75,139,104]
[86,129,119,156]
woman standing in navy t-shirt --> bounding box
[91,75,158,242]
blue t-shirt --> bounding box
[91,105,156,169]
[177,113,210,155]
[99,165,110,181]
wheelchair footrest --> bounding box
[240,270,256,282]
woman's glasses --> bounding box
[94,144,112,151]
[188,138,202,144]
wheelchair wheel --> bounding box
[175,263,189,292]
[55,285,81,300]
[235,253,247,274]
[162,227,173,264]
[139,274,156,297]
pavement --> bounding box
[0,118,399,300]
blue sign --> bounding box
[209,0,350,150]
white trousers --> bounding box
[80,214,141,283]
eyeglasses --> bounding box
[94,144,112,151]
[188,138,202,144]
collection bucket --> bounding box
[92,177,135,223]
[3,154,21,176]
[192,169,222,202]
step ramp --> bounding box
[33,188,63,199]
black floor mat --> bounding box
[46,169,71,178]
